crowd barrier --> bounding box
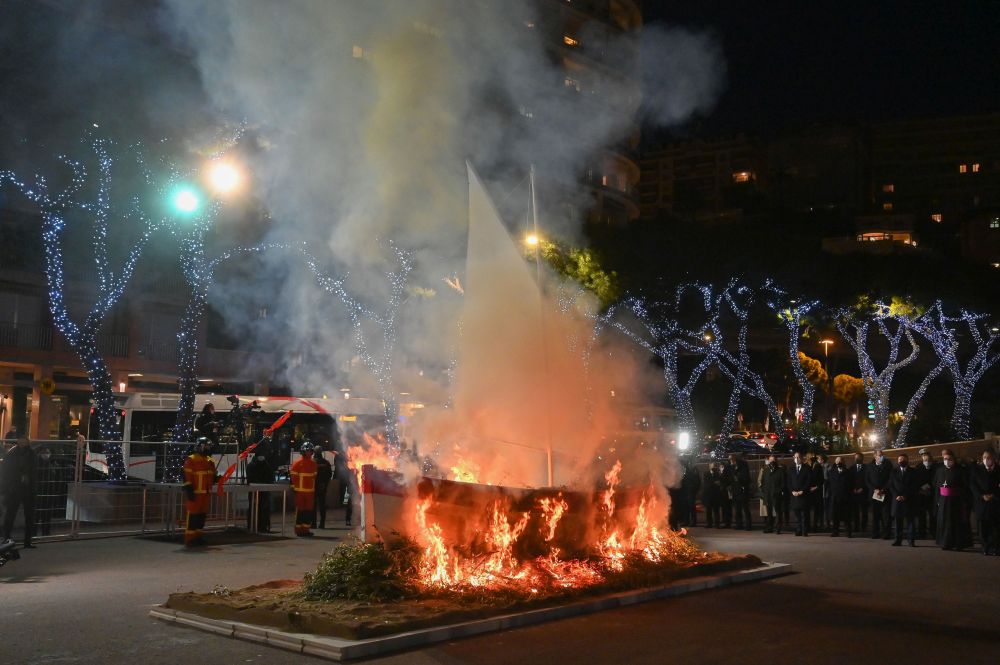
[0,439,292,542]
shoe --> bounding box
[891,541,901,546]
[745,526,752,531]
[319,524,326,529]
[830,533,839,537]
[847,533,853,538]
[303,532,315,537]
[909,542,916,547]
[776,530,782,535]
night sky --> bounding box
[644,0,1000,138]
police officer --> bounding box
[913,448,939,539]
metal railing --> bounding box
[0,439,291,543]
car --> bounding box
[749,432,779,448]
[698,435,765,458]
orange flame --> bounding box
[450,457,480,484]
[346,432,398,487]
[538,494,568,542]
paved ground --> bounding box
[2,524,997,664]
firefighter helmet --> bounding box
[299,441,314,454]
[195,437,211,452]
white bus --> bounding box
[85,393,392,481]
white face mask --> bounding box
[943,459,954,468]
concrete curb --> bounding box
[150,562,791,661]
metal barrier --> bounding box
[0,439,290,543]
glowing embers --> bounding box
[410,460,699,594]
[449,457,481,484]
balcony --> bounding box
[0,322,129,358]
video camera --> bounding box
[0,538,19,567]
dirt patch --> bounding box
[163,553,763,640]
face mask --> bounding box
[41,454,51,461]
[944,459,954,468]
[899,464,907,470]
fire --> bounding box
[407,460,700,595]
[450,457,480,484]
[538,494,568,542]
[346,432,398,487]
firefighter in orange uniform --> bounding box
[291,441,318,537]
[183,438,218,547]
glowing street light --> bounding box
[525,233,540,247]
[819,339,834,357]
[206,160,242,195]
[678,431,691,451]
[170,186,201,215]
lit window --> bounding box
[973,163,981,173]
[990,217,1000,229]
[601,174,609,186]
[563,35,579,46]
[931,213,943,223]
[352,45,368,59]
[959,164,968,173]
[564,77,580,92]
[883,202,893,211]
[882,183,894,193]
[732,171,753,183]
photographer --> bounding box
[195,402,221,445]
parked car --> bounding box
[749,432,779,448]
[698,435,765,458]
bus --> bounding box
[85,393,393,481]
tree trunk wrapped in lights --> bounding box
[910,301,999,442]
[835,301,920,448]
[1,140,158,480]
[763,281,820,426]
[302,244,412,452]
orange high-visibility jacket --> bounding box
[291,457,318,493]
[183,453,217,494]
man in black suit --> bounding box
[888,453,917,546]
[866,449,893,539]
[679,461,701,527]
[758,454,786,534]
[849,452,868,534]
[827,455,853,537]
[727,453,752,531]
[913,448,939,539]
[810,454,828,531]
[787,451,814,536]
[970,449,1000,555]
[701,462,725,528]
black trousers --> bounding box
[893,512,915,544]
[916,495,935,538]
[684,495,698,526]
[732,493,752,528]
[871,497,891,538]
[852,494,869,532]
[704,501,722,527]
[721,498,732,527]
[246,491,271,532]
[2,491,34,545]
[793,507,808,535]
[831,500,852,535]
[764,499,784,532]
[314,484,328,528]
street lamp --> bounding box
[206,160,242,195]
[525,233,540,247]
[170,186,201,215]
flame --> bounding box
[408,460,700,595]
[450,457,480,483]
[538,494,568,542]
[346,432,398,487]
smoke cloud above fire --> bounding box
[155,0,725,488]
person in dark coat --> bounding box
[866,449,893,539]
[810,454,828,531]
[888,453,917,546]
[701,463,725,528]
[933,448,966,550]
[970,449,1000,555]
[2,437,37,547]
[727,453,752,531]
[913,448,939,539]
[679,461,701,527]
[826,455,854,537]
[758,454,786,534]
[719,460,734,528]
[195,402,221,445]
[849,452,868,534]
[786,451,814,536]
[334,447,354,526]
[313,446,333,529]
[245,451,274,532]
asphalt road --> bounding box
[2,525,997,665]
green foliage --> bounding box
[302,538,422,602]
[536,240,620,307]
